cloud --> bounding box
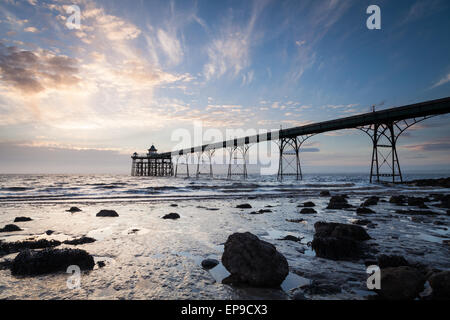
[402,140,450,152]
[0,42,80,94]
[431,72,450,88]
[203,1,268,80]
[157,28,183,66]
[24,26,38,33]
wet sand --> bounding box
[0,186,449,300]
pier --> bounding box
[131,97,450,182]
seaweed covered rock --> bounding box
[375,266,425,300]
[428,271,450,300]
[221,232,289,287]
[311,222,371,261]
[13,217,32,222]
[303,202,315,207]
[0,239,61,257]
[300,208,317,214]
[326,196,352,209]
[63,237,96,246]
[362,196,379,207]
[96,210,119,217]
[0,224,22,232]
[389,195,406,205]
[162,213,180,220]
[377,254,409,269]
[11,248,95,276]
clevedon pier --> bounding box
[131,97,450,183]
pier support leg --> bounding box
[358,116,434,183]
[227,145,251,179]
[277,135,315,181]
[174,155,190,178]
[196,150,216,178]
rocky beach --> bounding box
[0,174,449,300]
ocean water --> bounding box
[0,173,449,300]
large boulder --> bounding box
[326,196,352,209]
[96,210,119,217]
[375,266,425,300]
[311,222,371,261]
[221,232,289,287]
[428,271,450,299]
[377,254,409,269]
[11,248,95,276]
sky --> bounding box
[0,0,449,174]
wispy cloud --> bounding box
[431,72,450,88]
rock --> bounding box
[162,213,180,220]
[407,197,426,207]
[363,196,379,207]
[236,204,252,209]
[201,258,219,270]
[313,221,371,241]
[352,219,372,226]
[375,267,425,300]
[0,239,61,257]
[311,222,371,261]
[66,207,82,213]
[326,196,352,209]
[286,219,305,223]
[407,177,450,188]
[357,207,375,215]
[428,271,450,299]
[443,240,450,246]
[170,204,178,207]
[279,235,302,242]
[303,201,315,207]
[63,237,96,246]
[97,261,106,268]
[389,195,406,205]
[302,280,342,295]
[0,224,22,232]
[300,208,317,214]
[320,190,331,197]
[46,230,54,235]
[434,221,446,226]
[11,248,95,276]
[13,217,32,222]
[258,209,272,213]
[377,254,409,269]
[221,232,289,287]
[249,211,262,215]
[96,210,119,217]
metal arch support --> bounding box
[277,134,316,181]
[174,154,190,178]
[227,144,251,179]
[357,115,436,183]
[196,149,216,178]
